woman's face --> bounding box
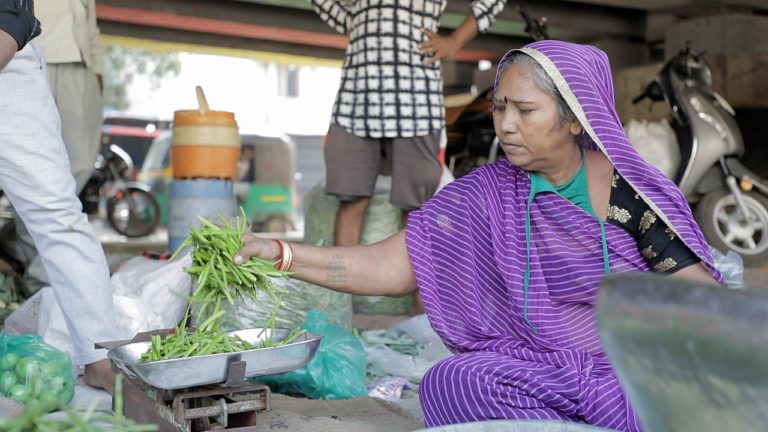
[493,63,581,173]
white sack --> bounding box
[4,254,193,364]
[624,119,681,180]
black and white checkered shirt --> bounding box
[312,0,506,138]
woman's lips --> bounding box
[501,142,523,152]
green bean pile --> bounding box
[138,314,255,363]
[138,210,299,363]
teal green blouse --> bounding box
[523,154,610,332]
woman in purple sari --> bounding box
[235,40,724,431]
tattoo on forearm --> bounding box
[325,253,348,284]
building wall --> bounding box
[664,13,768,58]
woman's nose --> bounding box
[498,110,518,134]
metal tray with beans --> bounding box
[107,328,322,390]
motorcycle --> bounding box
[79,144,161,238]
[633,44,768,267]
[444,86,497,179]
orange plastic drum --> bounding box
[171,87,241,180]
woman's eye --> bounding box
[492,104,505,112]
[519,108,533,114]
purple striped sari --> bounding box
[405,40,723,431]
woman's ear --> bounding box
[569,121,583,136]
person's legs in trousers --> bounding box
[0,44,117,392]
[14,61,103,296]
[324,124,380,246]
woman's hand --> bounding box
[234,234,281,265]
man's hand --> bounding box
[418,15,479,66]
[0,29,17,71]
[418,29,460,65]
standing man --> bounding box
[0,0,116,392]
[14,0,104,296]
[312,0,507,248]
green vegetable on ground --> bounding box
[0,374,158,432]
[0,335,74,409]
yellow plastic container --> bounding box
[171,87,241,180]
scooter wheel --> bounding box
[695,187,768,267]
[106,187,161,238]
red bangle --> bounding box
[273,239,284,270]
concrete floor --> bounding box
[744,263,768,289]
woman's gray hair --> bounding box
[497,51,576,125]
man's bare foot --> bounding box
[83,359,116,395]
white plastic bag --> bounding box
[39,288,166,355]
[3,289,40,336]
[109,254,193,329]
[624,119,681,180]
[436,129,454,192]
[436,165,455,192]
[709,246,745,289]
[363,314,451,385]
[4,254,194,367]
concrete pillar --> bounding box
[591,38,650,70]
[664,13,768,57]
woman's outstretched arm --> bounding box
[235,229,418,297]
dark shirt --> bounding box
[607,169,701,274]
[0,0,40,50]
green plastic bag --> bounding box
[0,332,74,409]
[258,310,367,400]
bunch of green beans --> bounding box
[138,326,254,362]
[138,210,302,363]
[170,211,290,321]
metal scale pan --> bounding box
[598,273,768,432]
[107,328,322,390]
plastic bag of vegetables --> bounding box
[258,310,367,400]
[0,332,73,410]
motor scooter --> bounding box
[79,144,160,237]
[633,44,768,266]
